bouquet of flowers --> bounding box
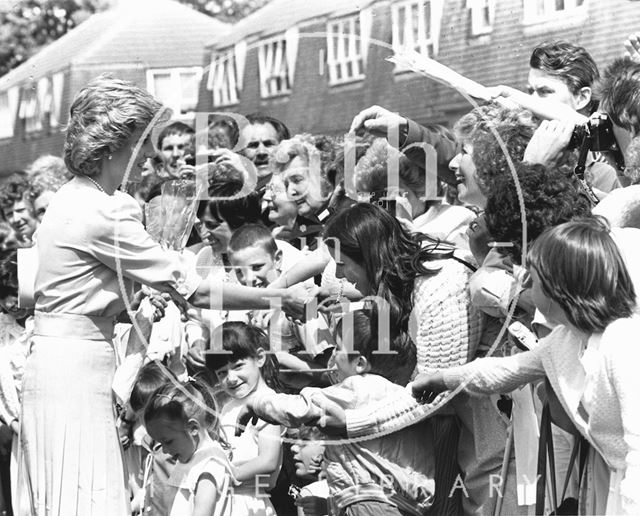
[145,176,203,251]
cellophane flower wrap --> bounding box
[145,177,203,251]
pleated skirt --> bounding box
[16,333,128,516]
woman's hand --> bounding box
[467,215,491,266]
[209,149,252,179]
[349,105,408,138]
[134,291,169,324]
[411,371,447,404]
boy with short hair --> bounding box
[226,224,333,370]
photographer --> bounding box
[527,41,623,192]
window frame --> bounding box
[468,0,495,36]
[146,67,203,115]
[258,34,292,99]
[391,0,443,73]
[18,86,42,135]
[0,88,19,140]
[210,51,239,107]
[326,14,366,86]
[523,0,586,25]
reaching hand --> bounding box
[624,33,640,63]
[309,395,347,437]
[146,292,170,322]
[349,105,408,139]
[235,403,259,437]
[411,372,447,404]
[177,164,196,180]
[279,284,320,322]
[208,149,253,179]
[523,119,574,167]
[185,340,207,371]
[117,418,132,450]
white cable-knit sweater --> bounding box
[346,258,483,434]
[442,317,640,514]
[411,258,483,374]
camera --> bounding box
[568,113,625,172]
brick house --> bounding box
[198,0,640,135]
[0,0,228,177]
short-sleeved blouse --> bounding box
[34,178,201,318]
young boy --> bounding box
[226,223,333,374]
[237,309,433,516]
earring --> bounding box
[107,154,113,161]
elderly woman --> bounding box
[17,76,307,515]
[269,134,349,248]
[355,136,475,249]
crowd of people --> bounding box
[2,36,640,516]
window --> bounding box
[147,67,203,115]
[391,0,444,64]
[326,15,365,85]
[207,42,247,107]
[0,87,19,139]
[523,0,585,23]
[468,0,495,36]
[18,86,41,134]
[209,52,238,106]
[258,35,291,98]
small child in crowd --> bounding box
[227,224,334,376]
[144,378,234,516]
[208,321,284,515]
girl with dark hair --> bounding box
[322,203,480,362]
[322,202,498,514]
[207,322,283,515]
[144,378,233,516]
[412,217,640,514]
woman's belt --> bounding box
[34,311,115,340]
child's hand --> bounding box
[295,495,328,516]
[250,309,272,328]
[117,418,132,450]
[185,339,207,371]
[235,403,260,436]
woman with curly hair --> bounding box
[484,161,591,265]
[449,103,540,210]
[18,75,309,515]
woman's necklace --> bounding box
[86,175,106,194]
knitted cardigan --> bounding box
[442,317,640,514]
[346,258,483,435]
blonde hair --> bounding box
[64,74,164,177]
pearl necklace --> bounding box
[86,175,106,194]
